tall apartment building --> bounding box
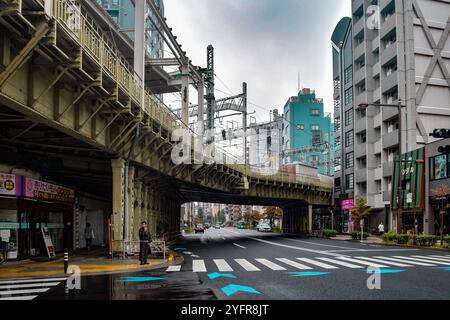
[335,0,450,232]
[332,17,355,234]
[282,88,334,176]
[97,0,165,59]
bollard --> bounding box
[64,248,69,274]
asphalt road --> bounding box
[3,228,450,300]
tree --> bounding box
[431,184,450,246]
[350,197,371,230]
[263,206,283,228]
[217,209,226,224]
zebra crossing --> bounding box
[166,254,450,273]
[0,277,67,300]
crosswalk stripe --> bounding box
[354,256,413,267]
[392,256,450,265]
[0,288,50,296]
[296,258,339,269]
[234,259,261,271]
[0,295,38,301]
[0,278,68,285]
[213,259,234,272]
[336,257,389,268]
[412,256,450,266]
[276,258,313,270]
[374,256,436,266]
[425,255,450,262]
[255,259,287,271]
[192,260,207,272]
[316,257,364,269]
[166,265,182,272]
[0,282,61,290]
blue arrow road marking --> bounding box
[172,247,187,252]
[221,284,261,297]
[433,267,450,271]
[365,269,405,274]
[208,272,237,280]
[288,272,330,277]
[115,276,164,283]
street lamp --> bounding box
[357,100,405,233]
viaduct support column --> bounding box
[308,205,313,235]
[133,181,143,240]
[126,166,135,240]
[111,159,125,250]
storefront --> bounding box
[0,173,74,260]
[335,199,354,234]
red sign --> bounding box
[341,199,354,211]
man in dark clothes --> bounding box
[139,221,151,265]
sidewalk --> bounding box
[0,248,183,279]
[331,234,384,244]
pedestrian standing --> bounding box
[378,222,385,236]
[84,223,94,251]
[139,221,151,265]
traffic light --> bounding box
[438,145,450,154]
[430,129,450,139]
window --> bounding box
[430,154,449,181]
[297,124,304,130]
[346,174,354,190]
[311,125,320,131]
[346,152,354,169]
[345,109,354,127]
[345,130,354,147]
[344,88,353,106]
[311,109,320,116]
[334,117,341,132]
[344,66,353,85]
[335,157,342,172]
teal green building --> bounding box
[282,88,334,176]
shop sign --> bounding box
[23,177,75,204]
[0,173,20,196]
[341,199,354,211]
[0,222,20,230]
[42,227,56,258]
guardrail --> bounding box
[49,0,177,131]
[113,240,166,262]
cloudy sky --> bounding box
[164,0,351,123]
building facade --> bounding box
[332,17,355,234]
[282,88,334,177]
[333,0,450,233]
[96,0,164,59]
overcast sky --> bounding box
[164,0,351,123]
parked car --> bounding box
[214,224,221,229]
[204,223,211,229]
[195,224,205,234]
[236,222,246,229]
[257,223,271,232]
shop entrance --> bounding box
[18,200,73,259]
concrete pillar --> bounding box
[308,205,313,235]
[111,159,125,244]
[181,64,190,128]
[126,166,135,240]
[133,181,143,240]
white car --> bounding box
[257,223,271,232]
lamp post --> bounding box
[358,100,405,233]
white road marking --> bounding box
[0,277,67,285]
[336,257,389,268]
[213,259,234,272]
[183,252,193,255]
[354,256,413,267]
[192,260,207,273]
[0,282,61,290]
[373,256,436,266]
[233,243,246,249]
[430,255,450,260]
[234,259,261,271]
[276,258,313,270]
[296,258,339,269]
[395,256,450,265]
[0,288,50,296]
[191,255,200,258]
[255,259,287,271]
[166,265,182,272]
[316,257,364,269]
[414,256,450,263]
[283,238,361,250]
[0,295,38,300]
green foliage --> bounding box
[444,236,450,248]
[397,234,411,245]
[413,235,437,247]
[351,231,369,240]
[322,229,338,238]
[272,226,282,233]
[381,231,398,243]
